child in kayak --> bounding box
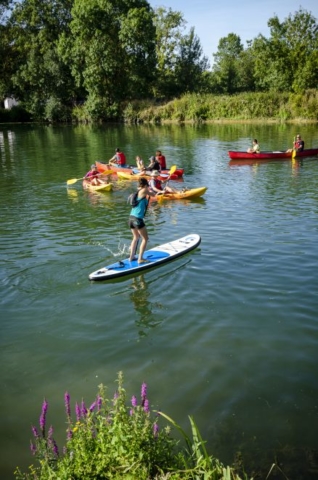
[85,165,108,185]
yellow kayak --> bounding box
[82,180,113,192]
[156,187,207,201]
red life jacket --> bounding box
[117,152,126,166]
[153,178,162,190]
[156,155,166,169]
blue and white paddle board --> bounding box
[88,234,201,281]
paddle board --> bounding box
[88,234,201,281]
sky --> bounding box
[148,0,318,64]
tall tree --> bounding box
[0,0,14,99]
[152,6,185,98]
[251,7,318,92]
[174,27,209,94]
[58,0,156,119]
[212,33,244,94]
[8,0,74,117]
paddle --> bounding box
[67,170,114,185]
[292,137,296,159]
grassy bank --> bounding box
[121,90,318,124]
[2,90,318,124]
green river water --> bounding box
[1,122,318,479]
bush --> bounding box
[14,372,251,480]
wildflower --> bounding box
[75,402,81,421]
[131,395,138,407]
[141,382,147,401]
[30,442,37,456]
[97,395,102,411]
[81,400,87,417]
[47,426,54,445]
[52,439,59,457]
[153,422,159,438]
[64,392,71,419]
[89,401,96,412]
[143,398,150,413]
[39,399,48,436]
[67,428,73,439]
[31,426,39,439]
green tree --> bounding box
[152,6,185,98]
[8,0,75,119]
[212,33,244,94]
[0,0,15,99]
[252,7,318,92]
[174,27,209,94]
[58,0,156,120]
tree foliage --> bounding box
[0,1,317,121]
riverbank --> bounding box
[1,90,318,124]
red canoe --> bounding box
[228,148,318,161]
[95,160,184,179]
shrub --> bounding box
[15,372,252,479]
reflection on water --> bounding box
[129,275,162,337]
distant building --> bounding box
[4,97,19,109]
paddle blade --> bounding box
[67,178,79,185]
[169,165,177,175]
[292,149,296,159]
[100,170,115,176]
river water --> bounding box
[1,123,318,479]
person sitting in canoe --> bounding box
[148,170,176,194]
[286,134,305,153]
[147,156,161,172]
[155,150,167,169]
[247,139,260,153]
[85,164,109,186]
[109,148,127,167]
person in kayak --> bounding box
[155,150,167,169]
[109,148,127,167]
[247,139,260,153]
[286,134,305,153]
[85,164,108,185]
[128,177,156,264]
[135,155,145,170]
[148,170,176,194]
[147,155,161,172]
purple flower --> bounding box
[89,401,96,413]
[141,383,147,401]
[129,409,134,416]
[39,399,48,436]
[67,428,73,441]
[64,392,71,419]
[143,398,149,413]
[75,402,81,421]
[30,442,37,455]
[153,423,159,438]
[52,439,59,457]
[112,391,119,404]
[97,395,102,411]
[47,425,53,441]
[81,400,87,417]
[31,425,39,439]
[131,395,138,407]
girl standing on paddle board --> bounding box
[128,178,156,264]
